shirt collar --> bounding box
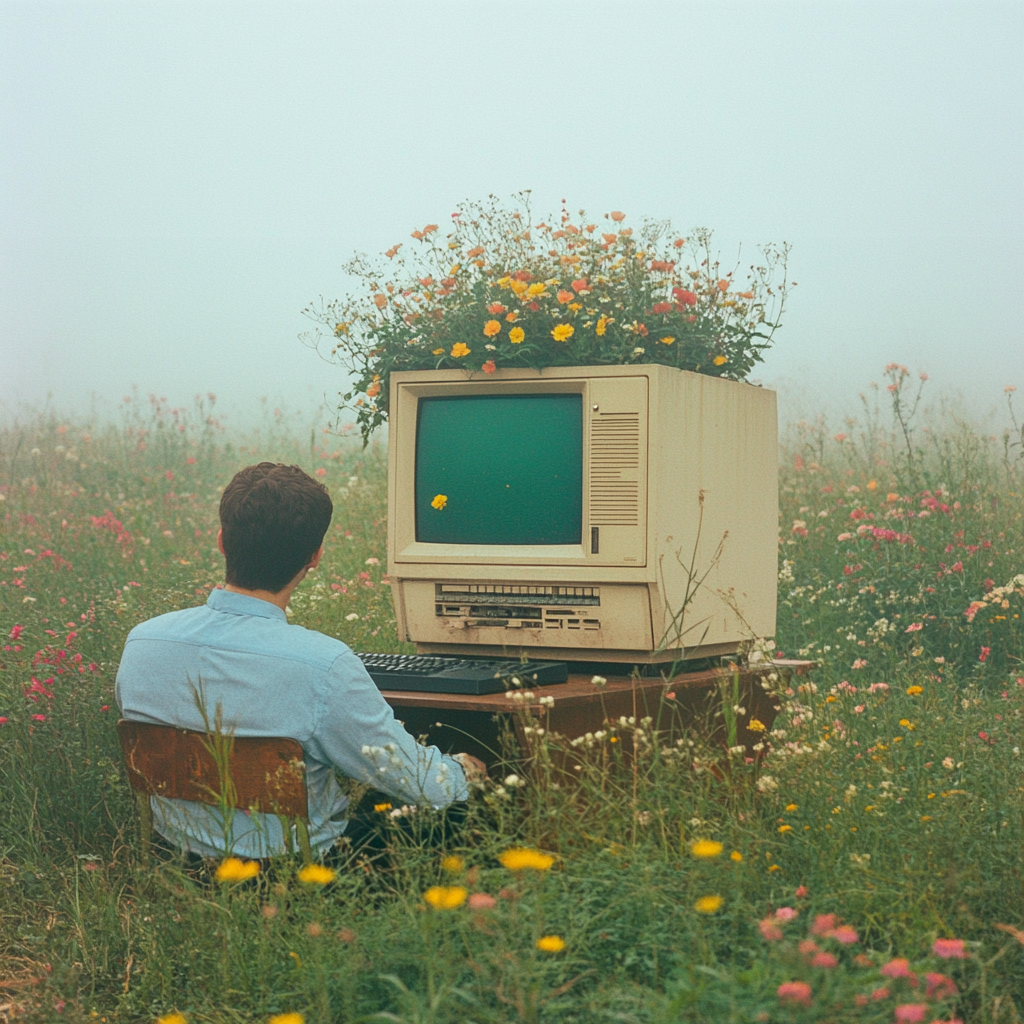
[206,587,288,622]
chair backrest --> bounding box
[116,719,308,820]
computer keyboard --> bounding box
[355,653,569,695]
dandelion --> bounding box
[694,895,723,914]
[777,981,813,1007]
[747,719,767,732]
[483,320,501,337]
[906,685,923,695]
[423,885,467,910]
[450,342,470,358]
[536,935,566,952]
[730,851,743,862]
[431,494,448,510]
[691,840,723,858]
[596,316,609,335]
[659,336,675,345]
[215,857,260,883]
[551,324,574,342]
[373,802,392,813]
[441,855,465,873]
[509,326,525,344]
[932,938,967,959]
[499,848,554,871]
[297,864,337,886]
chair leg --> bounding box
[136,791,153,869]
[295,819,313,866]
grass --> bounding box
[1,379,1023,1023]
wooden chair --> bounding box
[116,719,314,866]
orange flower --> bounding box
[423,223,438,234]
[717,279,730,292]
[551,324,574,342]
[483,320,501,337]
[557,290,574,304]
[487,302,506,315]
[602,233,617,244]
[610,211,625,221]
[366,383,380,398]
[659,336,675,346]
[571,278,588,293]
[673,238,686,248]
[482,359,496,374]
[373,294,387,309]
[713,355,727,366]
[385,244,402,259]
[509,279,528,296]
[505,311,518,322]
[509,326,525,344]
[467,246,485,257]
[451,342,470,358]
[739,290,754,299]
[419,276,433,287]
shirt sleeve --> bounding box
[304,647,469,808]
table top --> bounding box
[380,659,812,714]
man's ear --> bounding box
[217,528,226,556]
[309,545,324,570]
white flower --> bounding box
[345,612,360,621]
[503,774,525,788]
[756,775,778,793]
[942,757,955,769]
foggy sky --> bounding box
[2,1,1022,429]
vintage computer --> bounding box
[375,363,777,683]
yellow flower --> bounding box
[921,815,933,822]
[899,719,911,728]
[156,1016,187,1024]
[297,864,337,885]
[747,719,766,732]
[215,857,260,883]
[423,885,468,910]
[449,264,461,275]
[690,840,723,859]
[432,348,444,355]
[659,336,675,346]
[431,494,448,510]
[536,935,566,952]
[509,326,525,344]
[441,855,465,874]
[268,1015,304,1024]
[483,320,501,337]
[785,803,798,811]
[551,324,574,343]
[374,802,393,813]
[527,282,547,296]
[713,355,728,366]
[498,847,554,871]
[596,316,610,335]
[768,864,781,872]
[451,342,470,358]
[906,685,923,695]
[694,895,724,914]
[778,825,793,833]
[496,276,512,289]
[730,851,743,862]
[510,279,528,296]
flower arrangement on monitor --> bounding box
[304,195,791,443]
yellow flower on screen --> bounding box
[510,279,528,296]
[483,320,501,337]
[713,355,728,366]
[431,494,448,510]
[297,864,337,886]
[659,336,675,346]
[509,326,525,344]
[526,282,547,297]
[441,855,465,874]
[690,840,723,859]
[747,719,767,732]
[551,324,574,343]
[424,885,468,910]
[694,895,724,914]
[215,857,260,883]
[596,316,609,336]
[451,342,471,358]
[498,847,554,871]
[536,935,566,952]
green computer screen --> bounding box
[415,393,583,545]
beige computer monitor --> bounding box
[387,363,777,664]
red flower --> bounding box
[777,981,812,1007]
[651,302,672,314]
[672,287,697,306]
[571,278,588,293]
[482,360,496,374]
[487,303,506,315]
[979,646,991,662]
[932,938,967,959]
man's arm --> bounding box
[306,647,470,808]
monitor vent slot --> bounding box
[589,412,640,526]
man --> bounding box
[116,461,484,860]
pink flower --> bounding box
[467,893,496,910]
[854,704,866,714]
[905,622,923,633]
[931,938,967,959]
[831,925,858,944]
[812,952,838,968]
[810,913,838,936]
[881,958,914,979]
[759,918,784,941]
[32,714,46,721]
[9,625,24,640]
[852,659,868,670]
[894,1004,927,1023]
[794,886,809,898]
[777,981,813,1007]
[0,717,8,725]
[315,467,327,477]
[872,987,891,1001]
[799,939,819,955]
[979,646,991,662]
[775,906,798,921]
[868,682,890,693]
[925,973,957,999]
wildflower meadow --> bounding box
[1,374,1023,1023]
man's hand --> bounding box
[453,752,487,784]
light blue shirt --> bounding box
[115,587,468,858]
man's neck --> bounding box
[224,583,294,612]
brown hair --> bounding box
[219,463,333,593]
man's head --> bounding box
[219,463,333,593]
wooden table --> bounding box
[381,660,812,767]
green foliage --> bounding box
[1,379,1023,1022]
[303,195,790,443]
